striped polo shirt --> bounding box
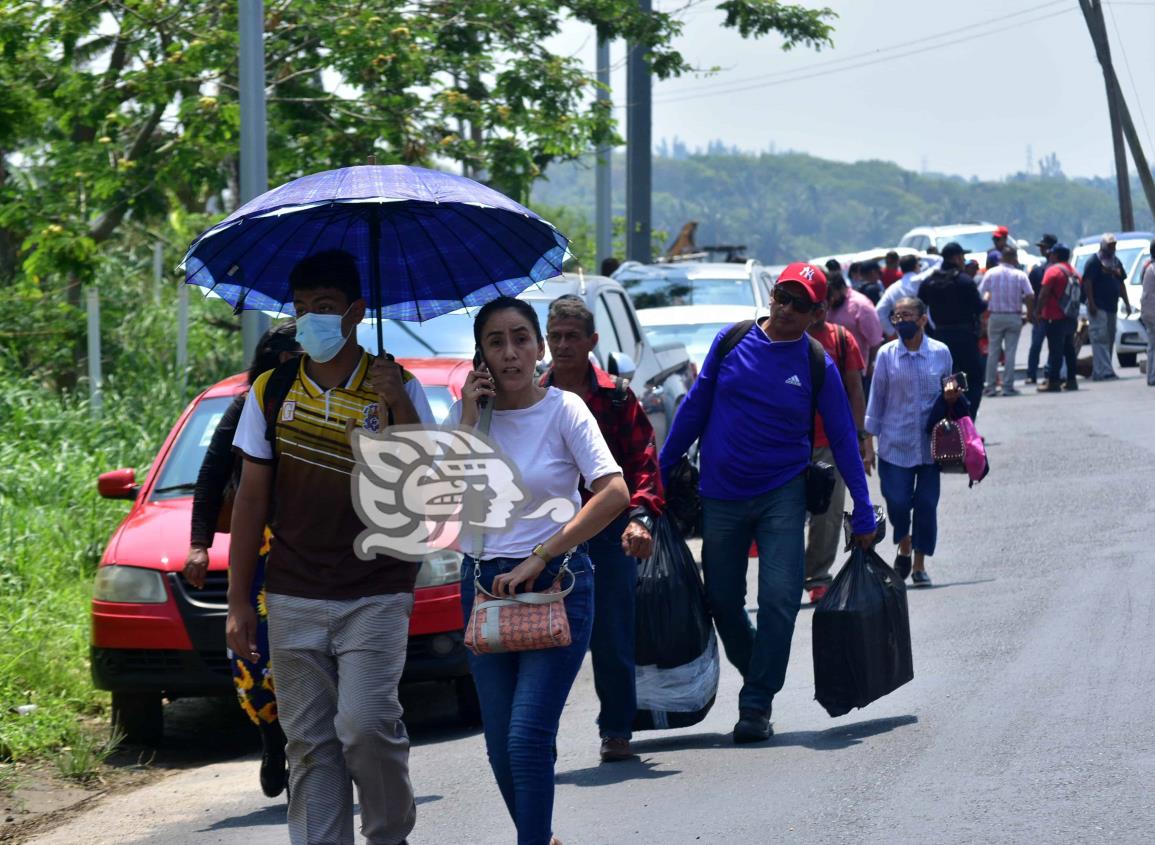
[235,352,425,600]
[979,264,1034,314]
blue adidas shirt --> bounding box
[659,322,876,535]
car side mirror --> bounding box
[98,468,139,500]
[607,352,637,382]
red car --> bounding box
[91,358,473,743]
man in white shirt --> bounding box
[876,254,936,337]
[978,247,1035,396]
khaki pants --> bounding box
[267,592,416,845]
[804,445,847,589]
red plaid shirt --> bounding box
[541,364,665,518]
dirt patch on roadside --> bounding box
[1,696,259,844]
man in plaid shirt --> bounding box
[541,295,665,763]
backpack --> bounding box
[1057,267,1082,320]
[716,319,827,438]
[715,319,835,514]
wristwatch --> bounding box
[629,512,655,534]
[857,430,871,442]
[531,543,551,564]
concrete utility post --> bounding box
[595,33,613,271]
[625,0,652,264]
[1078,0,1155,226]
[239,0,270,362]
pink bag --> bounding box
[956,416,988,484]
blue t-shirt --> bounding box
[658,323,876,535]
[1082,253,1124,311]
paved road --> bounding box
[30,372,1155,845]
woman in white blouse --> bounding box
[453,296,628,845]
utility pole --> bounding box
[595,32,613,271]
[239,0,270,362]
[625,0,652,263]
[1079,0,1155,227]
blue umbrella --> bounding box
[181,165,569,352]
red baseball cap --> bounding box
[776,262,827,303]
[993,225,1009,238]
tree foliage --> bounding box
[0,0,834,383]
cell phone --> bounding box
[473,347,490,408]
[941,371,968,391]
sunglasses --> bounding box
[772,286,819,313]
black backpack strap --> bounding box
[807,335,827,450]
[716,319,757,363]
[262,358,301,445]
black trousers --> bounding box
[1044,317,1078,385]
[932,326,984,420]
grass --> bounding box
[0,290,240,785]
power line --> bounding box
[649,0,1070,103]
[1105,0,1155,164]
[651,7,1077,106]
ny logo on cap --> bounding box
[799,265,815,280]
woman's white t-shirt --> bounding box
[448,387,621,560]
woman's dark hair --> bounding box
[247,319,299,384]
[472,296,543,351]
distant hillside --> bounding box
[531,152,1154,264]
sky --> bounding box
[550,0,1155,181]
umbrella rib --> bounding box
[383,210,423,322]
[439,205,561,297]
[470,207,567,275]
[408,205,469,317]
[243,204,341,308]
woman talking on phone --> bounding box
[450,296,629,845]
[865,296,970,587]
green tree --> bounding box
[0,0,834,384]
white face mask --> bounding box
[295,304,353,363]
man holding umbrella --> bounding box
[228,250,434,845]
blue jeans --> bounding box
[878,460,941,556]
[587,513,637,739]
[1026,319,1048,380]
[701,474,806,714]
[461,550,594,845]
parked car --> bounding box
[1117,244,1152,367]
[92,360,476,745]
[1071,233,1153,367]
[357,273,694,446]
[612,259,772,316]
[635,304,752,372]
[897,222,1042,270]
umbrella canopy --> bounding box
[181,165,568,323]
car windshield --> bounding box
[1128,250,1151,285]
[150,395,236,500]
[935,232,998,253]
[357,300,554,359]
[643,322,727,364]
[1116,246,1144,283]
[619,276,754,309]
[423,385,455,424]
[356,314,476,358]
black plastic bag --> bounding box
[634,516,711,668]
[663,456,702,539]
[812,547,914,717]
[633,516,719,731]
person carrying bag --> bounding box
[451,297,629,845]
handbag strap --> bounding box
[471,401,496,562]
[473,554,576,603]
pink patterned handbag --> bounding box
[464,560,574,655]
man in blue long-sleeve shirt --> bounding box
[659,263,877,744]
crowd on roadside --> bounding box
[177,229,1152,845]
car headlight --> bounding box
[414,550,462,589]
[93,565,167,603]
